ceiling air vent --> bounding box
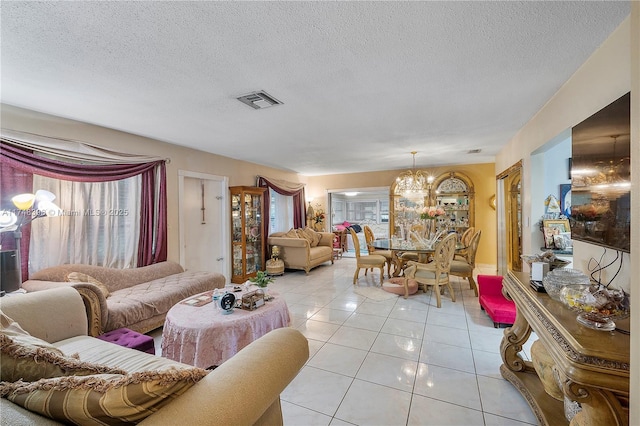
[467,149,482,154]
[237,91,283,109]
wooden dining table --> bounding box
[371,238,467,276]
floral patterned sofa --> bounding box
[21,261,225,336]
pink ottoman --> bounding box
[97,328,155,355]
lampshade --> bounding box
[11,193,36,210]
[34,189,56,203]
[37,200,62,216]
[0,211,18,228]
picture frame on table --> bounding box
[542,219,570,249]
[559,184,572,217]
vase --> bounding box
[423,219,435,240]
[314,222,324,232]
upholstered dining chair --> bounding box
[404,232,458,308]
[363,225,394,277]
[450,229,482,296]
[454,226,475,261]
[349,228,386,285]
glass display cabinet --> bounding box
[230,186,266,283]
[390,171,474,241]
[432,172,475,236]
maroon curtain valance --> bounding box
[257,176,306,236]
[0,142,160,181]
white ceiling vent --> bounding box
[467,149,482,154]
[237,91,283,109]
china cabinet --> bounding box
[432,171,474,236]
[390,171,475,240]
[230,186,266,283]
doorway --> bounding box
[178,170,229,282]
[497,161,522,275]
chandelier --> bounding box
[394,152,432,199]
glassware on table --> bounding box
[542,268,590,302]
[560,284,630,331]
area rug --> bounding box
[353,285,398,301]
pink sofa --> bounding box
[477,275,516,328]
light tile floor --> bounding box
[151,257,538,426]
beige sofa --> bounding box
[268,231,334,274]
[22,261,225,336]
[0,287,309,425]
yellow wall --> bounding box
[496,12,638,423]
[307,163,497,267]
[1,105,308,262]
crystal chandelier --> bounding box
[394,152,429,199]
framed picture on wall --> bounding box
[560,184,571,217]
[542,219,570,249]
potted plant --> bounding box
[249,270,274,289]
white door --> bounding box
[178,171,229,282]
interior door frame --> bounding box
[496,160,523,276]
[178,170,230,282]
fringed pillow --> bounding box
[283,228,299,239]
[301,227,320,247]
[0,312,125,382]
[1,368,209,425]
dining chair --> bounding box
[404,232,458,308]
[363,225,394,277]
[454,226,475,261]
[349,228,386,285]
[450,229,482,296]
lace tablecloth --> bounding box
[161,289,290,368]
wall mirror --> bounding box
[497,161,522,275]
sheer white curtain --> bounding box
[269,191,294,234]
[29,174,141,272]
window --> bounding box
[29,174,141,271]
[269,191,293,233]
[330,191,389,226]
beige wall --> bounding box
[496,12,638,423]
[307,163,497,267]
[0,105,308,262]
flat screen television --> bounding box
[570,92,630,253]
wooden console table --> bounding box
[500,271,629,426]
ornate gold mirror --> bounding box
[497,161,522,274]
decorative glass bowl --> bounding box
[542,268,590,301]
[560,284,630,331]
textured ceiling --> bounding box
[0,1,630,176]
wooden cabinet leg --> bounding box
[565,381,629,426]
[500,310,533,372]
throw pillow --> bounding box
[1,367,209,424]
[66,272,110,299]
[301,227,320,247]
[1,312,125,382]
[283,228,299,239]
